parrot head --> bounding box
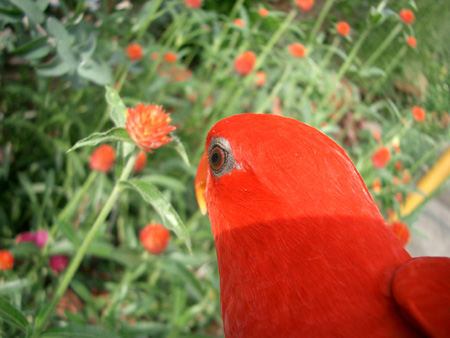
[195,113,382,238]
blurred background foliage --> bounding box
[0,0,449,336]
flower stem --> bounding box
[361,23,402,69]
[317,27,371,112]
[34,152,138,335]
[308,0,336,45]
[255,64,292,114]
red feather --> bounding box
[197,114,450,337]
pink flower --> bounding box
[16,230,48,249]
[50,255,68,273]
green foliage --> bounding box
[0,0,448,336]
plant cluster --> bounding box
[0,0,449,336]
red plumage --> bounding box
[195,114,450,337]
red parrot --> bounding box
[195,114,450,337]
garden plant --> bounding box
[0,0,449,336]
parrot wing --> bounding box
[392,256,450,338]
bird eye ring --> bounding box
[210,146,226,171]
[208,137,235,177]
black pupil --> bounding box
[212,152,219,164]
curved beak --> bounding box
[195,153,208,215]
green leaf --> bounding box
[80,34,97,61]
[105,86,127,128]
[170,135,190,167]
[67,128,133,153]
[46,17,73,44]
[359,67,385,78]
[78,60,112,85]
[9,0,44,24]
[122,180,191,252]
[132,0,164,34]
[41,324,121,338]
[9,37,51,60]
[37,59,73,77]
[0,279,32,296]
[0,297,30,332]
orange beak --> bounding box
[195,153,208,215]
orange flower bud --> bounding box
[150,52,160,60]
[140,223,171,255]
[395,193,403,203]
[164,52,177,63]
[390,221,410,246]
[406,36,417,48]
[336,21,351,36]
[411,106,426,122]
[184,0,202,8]
[372,146,391,169]
[372,178,382,194]
[234,51,256,76]
[372,130,381,143]
[125,104,176,153]
[90,145,115,173]
[258,8,269,17]
[233,19,245,27]
[126,43,143,61]
[133,151,148,173]
[399,9,415,24]
[255,71,267,86]
[289,43,307,58]
[395,161,403,170]
[0,250,14,270]
[295,0,314,12]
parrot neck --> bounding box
[213,214,415,337]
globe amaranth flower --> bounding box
[295,0,314,12]
[125,103,176,153]
[133,151,147,173]
[0,250,14,270]
[126,43,143,61]
[399,9,415,24]
[233,18,245,27]
[390,221,410,247]
[184,0,202,8]
[336,21,351,36]
[406,36,417,48]
[372,146,391,169]
[255,71,267,86]
[164,52,177,63]
[289,43,307,58]
[90,144,116,173]
[258,8,269,17]
[234,51,256,76]
[50,255,68,273]
[139,223,171,255]
[411,106,426,122]
[16,230,48,249]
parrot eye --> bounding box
[208,137,235,177]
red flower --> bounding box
[411,106,426,122]
[150,52,160,61]
[164,52,177,63]
[126,43,143,61]
[336,21,351,36]
[372,146,391,168]
[125,103,176,153]
[289,43,307,58]
[255,71,267,86]
[395,193,403,203]
[133,151,147,173]
[140,223,171,255]
[395,161,403,171]
[295,0,314,12]
[372,178,381,194]
[234,51,256,76]
[50,255,68,273]
[406,36,417,48]
[390,221,410,247]
[184,0,202,8]
[0,250,14,270]
[90,145,115,173]
[399,9,415,24]
[233,19,245,27]
[258,8,269,17]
